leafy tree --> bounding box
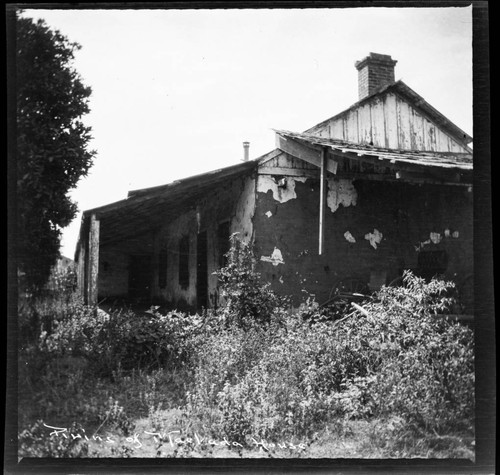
[16,14,95,290]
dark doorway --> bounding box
[417,250,448,281]
[179,236,190,290]
[218,221,231,268]
[158,251,168,290]
[128,255,152,300]
[197,231,208,310]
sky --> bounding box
[21,6,473,258]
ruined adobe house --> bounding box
[75,53,473,313]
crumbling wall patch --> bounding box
[257,175,307,203]
[231,176,256,244]
[344,231,356,243]
[327,178,358,213]
[365,229,383,249]
[260,247,285,266]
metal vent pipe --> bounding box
[243,141,250,162]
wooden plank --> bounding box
[346,109,359,143]
[357,105,371,144]
[87,213,100,307]
[257,148,285,166]
[383,93,399,149]
[319,148,327,255]
[411,107,425,150]
[371,99,386,148]
[276,135,338,175]
[330,119,344,140]
[276,134,321,165]
[397,98,412,149]
[348,170,469,186]
[258,167,320,178]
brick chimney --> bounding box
[355,53,397,100]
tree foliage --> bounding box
[16,14,95,290]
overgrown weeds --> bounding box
[18,239,475,459]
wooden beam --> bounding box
[319,148,327,255]
[326,146,471,176]
[276,134,339,175]
[254,148,284,166]
[343,172,471,186]
[258,167,320,178]
[87,213,100,307]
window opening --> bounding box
[179,236,190,289]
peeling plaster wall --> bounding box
[98,174,255,310]
[254,174,472,306]
[99,164,472,312]
[154,175,253,310]
[231,176,256,243]
[161,210,199,308]
[364,229,383,249]
[260,247,285,266]
[257,175,308,203]
[327,178,358,213]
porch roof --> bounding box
[274,130,473,186]
[77,158,260,251]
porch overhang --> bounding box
[74,159,259,305]
[275,129,473,186]
[274,129,473,256]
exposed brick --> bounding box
[355,53,397,100]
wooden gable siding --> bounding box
[309,92,470,153]
[260,151,317,170]
[259,151,318,177]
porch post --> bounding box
[319,147,327,255]
[76,238,86,300]
[87,213,100,307]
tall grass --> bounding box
[18,240,474,459]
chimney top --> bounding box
[355,52,397,100]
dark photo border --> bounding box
[5,1,493,473]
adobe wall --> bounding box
[253,173,473,307]
[96,174,256,310]
[151,174,255,311]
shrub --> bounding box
[215,234,289,327]
[95,397,136,436]
[20,234,474,458]
[335,271,474,432]
[38,305,207,375]
[18,420,88,458]
[183,270,474,446]
[18,265,78,344]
